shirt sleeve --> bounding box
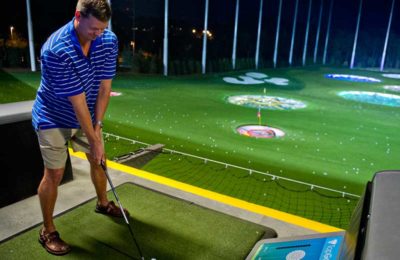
[100,34,118,80]
[41,50,83,97]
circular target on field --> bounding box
[227,95,306,110]
[325,74,381,83]
[382,73,400,79]
[237,125,285,138]
[110,91,122,96]
[338,91,400,107]
[383,85,400,92]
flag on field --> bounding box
[257,107,261,125]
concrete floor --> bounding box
[0,156,317,243]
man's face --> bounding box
[75,11,108,42]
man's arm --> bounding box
[94,79,112,129]
[68,93,104,164]
[92,79,112,161]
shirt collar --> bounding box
[68,17,101,57]
[68,18,81,50]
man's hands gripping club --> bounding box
[69,93,105,165]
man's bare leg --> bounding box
[86,154,129,217]
[86,154,108,206]
[37,168,65,233]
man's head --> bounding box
[74,0,112,42]
[76,0,111,22]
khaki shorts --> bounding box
[36,128,103,169]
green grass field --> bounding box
[2,66,399,228]
[104,67,398,195]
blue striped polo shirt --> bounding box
[32,18,118,130]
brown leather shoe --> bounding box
[38,228,71,255]
[95,201,130,218]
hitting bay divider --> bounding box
[113,143,165,169]
[103,132,360,199]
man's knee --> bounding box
[43,168,65,185]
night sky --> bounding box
[1,0,397,38]
[1,0,399,66]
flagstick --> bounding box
[263,88,266,126]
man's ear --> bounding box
[75,10,81,21]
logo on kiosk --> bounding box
[321,239,339,260]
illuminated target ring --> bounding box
[237,125,285,138]
[383,85,400,92]
[325,74,381,83]
[382,73,400,79]
[227,95,306,110]
[110,91,122,96]
[338,91,400,107]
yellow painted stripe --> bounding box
[69,149,343,233]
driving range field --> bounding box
[2,66,399,228]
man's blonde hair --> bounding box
[76,0,111,22]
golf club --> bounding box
[100,160,145,260]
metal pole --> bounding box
[289,0,299,66]
[380,0,395,71]
[302,0,313,66]
[232,0,240,70]
[107,0,112,31]
[255,0,264,70]
[163,0,169,76]
[201,0,209,74]
[132,0,136,56]
[313,0,324,63]
[323,0,334,65]
[350,0,363,69]
[273,0,283,68]
[26,0,36,72]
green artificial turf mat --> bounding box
[0,182,272,260]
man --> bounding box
[32,0,128,255]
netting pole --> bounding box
[322,0,334,65]
[255,0,264,70]
[26,0,36,72]
[313,0,324,64]
[289,0,299,66]
[350,0,363,69]
[302,0,313,66]
[232,0,240,70]
[163,0,169,76]
[107,0,112,31]
[273,0,283,68]
[380,0,395,72]
[201,0,209,74]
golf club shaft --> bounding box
[101,163,130,223]
[100,161,144,260]
[71,138,145,259]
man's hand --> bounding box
[90,137,104,165]
[69,93,105,165]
